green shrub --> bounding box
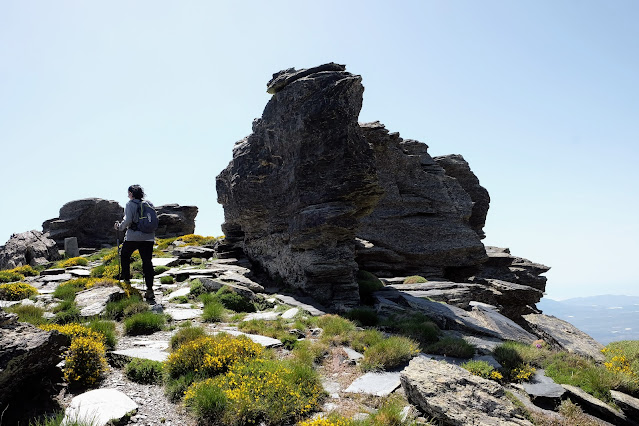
[462,360,503,381]
[317,314,356,345]
[56,257,89,268]
[199,292,217,305]
[170,326,207,350]
[202,300,226,323]
[403,275,428,284]
[291,340,329,367]
[154,265,170,274]
[53,282,84,301]
[0,282,38,300]
[189,279,205,297]
[63,336,108,388]
[357,270,384,305]
[0,270,26,283]
[344,306,379,327]
[6,304,46,325]
[184,358,325,425]
[123,301,150,317]
[165,334,263,380]
[426,336,475,359]
[350,328,385,353]
[104,295,143,320]
[387,313,440,348]
[165,371,197,402]
[216,286,255,312]
[124,312,166,335]
[160,276,174,284]
[361,336,419,371]
[53,300,81,324]
[87,319,117,349]
[125,358,164,384]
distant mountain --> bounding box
[538,295,639,345]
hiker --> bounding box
[114,184,157,303]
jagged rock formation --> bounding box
[0,311,68,404]
[42,199,199,248]
[0,230,61,269]
[355,123,487,280]
[43,198,124,248]
[401,356,532,425]
[217,63,383,309]
[156,204,198,238]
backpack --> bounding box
[132,200,159,233]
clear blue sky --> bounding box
[1,1,637,300]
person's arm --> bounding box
[116,202,136,231]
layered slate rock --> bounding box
[0,230,61,269]
[434,154,490,239]
[473,246,550,292]
[522,313,605,362]
[401,356,532,425]
[0,311,68,404]
[42,198,124,248]
[156,204,198,238]
[217,64,383,309]
[356,122,487,280]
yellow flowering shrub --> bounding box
[0,270,25,283]
[56,257,89,268]
[9,265,39,276]
[40,323,105,343]
[298,417,352,426]
[165,334,264,379]
[512,365,536,382]
[60,277,120,290]
[604,351,636,376]
[461,359,503,382]
[0,282,38,300]
[63,336,108,387]
[185,358,325,425]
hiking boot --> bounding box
[145,288,156,304]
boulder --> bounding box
[400,356,532,425]
[62,389,138,426]
[518,369,565,409]
[356,122,487,280]
[521,313,605,361]
[217,63,383,310]
[74,285,125,317]
[434,154,490,239]
[0,312,68,404]
[473,247,550,292]
[42,198,123,248]
[155,204,198,238]
[0,230,61,269]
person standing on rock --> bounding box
[114,184,156,303]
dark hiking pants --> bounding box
[120,240,154,290]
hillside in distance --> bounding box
[538,294,639,345]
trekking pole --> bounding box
[116,230,121,283]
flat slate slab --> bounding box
[216,329,282,348]
[274,294,327,316]
[242,311,280,321]
[166,287,190,300]
[165,307,203,320]
[520,369,565,409]
[63,388,138,426]
[344,371,402,396]
[75,286,125,317]
[152,257,180,267]
[68,268,91,277]
[111,347,169,363]
[561,384,628,425]
[343,347,364,361]
[281,307,299,319]
[41,273,72,282]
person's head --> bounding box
[128,185,145,200]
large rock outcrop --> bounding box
[356,122,487,279]
[42,198,124,248]
[156,204,198,238]
[0,230,61,269]
[0,311,68,405]
[217,63,383,309]
[401,356,532,425]
[42,199,199,248]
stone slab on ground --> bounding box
[216,328,282,348]
[343,347,364,361]
[41,273,73,282]
[68,268,91,277]
[561,384,629,425]
[166,287,190,300]
[62,388,138,426]
[165,307,203,321]
[242,311,280,321]
[344,371,402,396]
[274,294,327,316]
[152,257,180,267]
[111,347,170,363]
[75,286,125,317]
[281,307,299,319]
[611,390,639,422]
[519,369,565,409]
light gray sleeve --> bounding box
[117,201,137,231]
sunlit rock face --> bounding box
[217,64,383,310]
